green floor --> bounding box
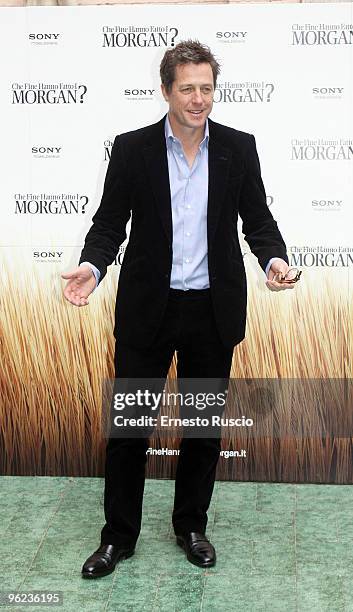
[1,477,353,611]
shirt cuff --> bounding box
[80,261,101,288]
[265,257,283,279]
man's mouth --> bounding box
[188,110,203,116]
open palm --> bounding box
[61,265,97,307]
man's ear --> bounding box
[161,83,169,102]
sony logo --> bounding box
[29,33,60,40]
[312,87,343,95]
[32,146,61,154]
[124,89,155,96]
[216,32,247,39]
[33,251,63,258]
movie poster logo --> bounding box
[11,83,88,105]
[102,25,179,48]
[104,139,114,162]
[28,33,60,46]
[14,193,89,214]
[291,138,353,160]
[215,31,247,44]
[291,24,353,46]
[214,82,275,103]
[124,88,155,101]
[312,87,344,99]
[289,246,353,267]
[32,146,62,159]
[114,246,126,266]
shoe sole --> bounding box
[176,538,216,568]
[81,549,135,579]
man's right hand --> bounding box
[61,265,97,307]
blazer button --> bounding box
[211,275,217,281]
[165,274,169,279]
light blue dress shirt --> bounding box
[81,116,277,287]
[166,114,209,290]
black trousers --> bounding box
[100,288,234,547]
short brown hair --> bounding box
[160,39,221,93]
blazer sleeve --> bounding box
[238,134,288,272]
[79,135,131,283]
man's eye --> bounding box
[182,88,192,93]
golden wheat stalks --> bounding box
[0,250,351,481]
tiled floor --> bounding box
[1,477,353,611]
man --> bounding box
[62,40,294,578]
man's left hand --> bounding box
[266,258,296,292]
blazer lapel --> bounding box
[207,121,232,248]
[142,117,172,244]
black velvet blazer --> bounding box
[79,116,288,349]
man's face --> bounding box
[161,62,214,132]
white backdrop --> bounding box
[1,3,352,272]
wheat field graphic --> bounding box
[0,256,351,483]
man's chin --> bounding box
[183,113,208,129]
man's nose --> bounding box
[191,89,203,104]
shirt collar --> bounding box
[165,114,209,150]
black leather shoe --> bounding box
[81,544,135,578]
[176,532,216,568]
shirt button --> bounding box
[186,232,191,237]
[185,258,192,264]
[186,205,191,209]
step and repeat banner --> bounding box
[0,3,352,482]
